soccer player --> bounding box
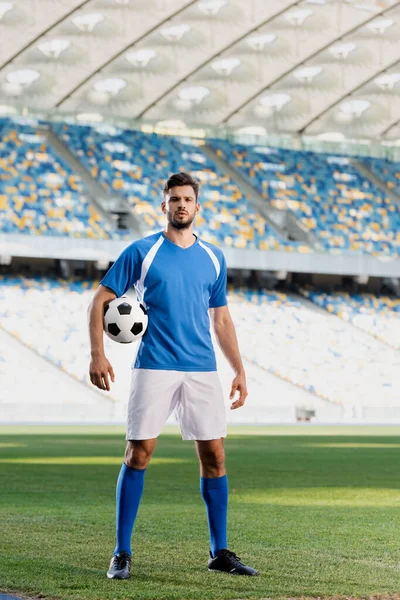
[88,172,258,579]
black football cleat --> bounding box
[208,549,259,576]
[106,551,132,579]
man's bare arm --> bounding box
[210,305,248,410]
[88,284,117,391]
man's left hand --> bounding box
[229,373,248,410]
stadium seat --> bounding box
[301,287,400,349]
[3,116,400,256]
[0,118,128,240]
[53,123,303,251]
[210,140,400,256]
[228,285,400,407]
[361,157,400,199]
[1,274,399,411]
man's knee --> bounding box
[124,441,154,469]
[198,442,225,477]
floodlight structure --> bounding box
[255,93,291,119]
[375,73,400,91]
[38,39,71,59]
[3,69,40,96]
[246,33,276,51]
[6,69,40,86]
[211,58,240,76]
[89,78,126,105]
[72,13,104,33]
[328,42,356,60]
[337,99,371,123]
[179,86,210,103]
[160,24,191,42]
[367,18,394,34]
[175,86,210,111]
[284,9,313,26]
[197,0,227,16]
[93,78,126,95]
[260,93,291,111]
[125,49,157,68]
[293,66,322,83]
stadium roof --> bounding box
[1,0,400,140]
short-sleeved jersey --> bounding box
[100,231,227,372]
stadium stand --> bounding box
[0,325,118,423]
[210,139,400,256]
[228,286,400,413]
[0,275,121,384]
[0,274,322,424]
[1,275,399,422]
[361,157,400,198]
[0,118,125,239]
[3,117,399,257]
[52,123,303,251]
[301,287,400,350]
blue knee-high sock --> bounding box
[114,463,145,556]
[200,475,228,557]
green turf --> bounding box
[1,425,400,600]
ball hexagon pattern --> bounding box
[103,296,148,343]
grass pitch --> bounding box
[1,425,400,600]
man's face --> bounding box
[162,185,200,230]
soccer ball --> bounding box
[103,297,148,344]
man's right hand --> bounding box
[89,353,115,391]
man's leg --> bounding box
[196,438,258,576]
[179,372,257,575]
[107,369,183,579]
[196,439,228,557]
[107,438,157,579]
[115,438,157,554]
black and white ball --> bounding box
[103,297,148,344]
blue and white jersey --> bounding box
[100,231,227,372]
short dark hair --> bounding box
[163,172,199,201]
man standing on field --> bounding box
[88,172,258,579]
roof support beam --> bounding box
[379,114,400,139]
[55,0,199,108]
[0,0,92,73]
[136,0,300,120]
[298,57,400,135]
[222,3,397,126]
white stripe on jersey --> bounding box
[198,241,220,280]
[135,234,164,307]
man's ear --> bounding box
[196,202,200,213]
[161,200,166,214]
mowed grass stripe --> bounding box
[0,426,400,600]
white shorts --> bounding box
[126,368,227,441]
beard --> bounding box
[166,210,196,230]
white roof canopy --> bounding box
[0,0,399,139]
